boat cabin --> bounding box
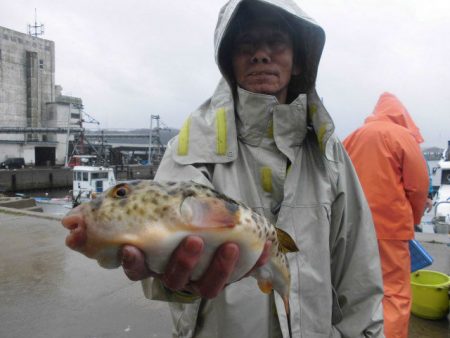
[72,166,116,203]
[433,141,450,226]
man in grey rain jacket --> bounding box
[121,0,385,337]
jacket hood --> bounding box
[214,0,326,98]
[365,92,424,143]
[167,1,336,166]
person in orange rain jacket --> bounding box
[343,92,429,338]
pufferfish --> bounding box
[61,180,299,315]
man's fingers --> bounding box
[254,240,272,269]
[121,245,153,281]
[162,236,204,291]
[194,243,239,299]
[122,238,268,299]
[243,240,272,278]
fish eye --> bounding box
[112,184,130,199]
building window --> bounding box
[39,59,44,69]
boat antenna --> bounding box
[28,8,44,37]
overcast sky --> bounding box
[1,0,449,147]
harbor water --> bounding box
[16,189,73,217]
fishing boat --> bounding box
[34,196,72,205]
[72,165,116,206]
[431,141,450,232]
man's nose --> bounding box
[250,44,271,64]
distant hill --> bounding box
[422,147,444,161]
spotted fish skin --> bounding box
[62,180,296,312]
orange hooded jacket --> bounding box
[343,92,429,240]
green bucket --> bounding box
[411,270,450,320]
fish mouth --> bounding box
[61,211,88,252]
[62,211,121,268]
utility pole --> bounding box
[148,116,154,165]
[147,115,161,165]
[101,130,105,165]
[64,103,71,167]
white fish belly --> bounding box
[142,228,264,282]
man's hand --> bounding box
[121,245,156,281]
[424,197,433,213]
[121,236,271,299]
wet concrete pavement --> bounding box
[0,208,448,337]
[0,209,172,338]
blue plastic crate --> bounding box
[409,239,434,272]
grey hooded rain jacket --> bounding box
[142,1,385,337]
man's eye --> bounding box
[270,33,290,43]
[268,38,280,45]
[268,39,287,49]
[269,32,291,44]
[240,42,253,48]
[236,41,254,53]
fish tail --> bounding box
[252,255,292,337]
[252,251,291,314]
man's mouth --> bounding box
[247,71,277,77]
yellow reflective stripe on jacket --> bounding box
[267,119,274,139]
[317,124,327,153]
[308,103,318,120]
[260,167,273,192]
[216,108,227,155]
[178,116,192,156]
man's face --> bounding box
[231,20,299,103]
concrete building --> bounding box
[0,26,81,166]
[45,86,84,165]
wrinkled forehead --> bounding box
[235,18,292,37]
[230,10,293,41]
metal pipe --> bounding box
[64,103,72,167]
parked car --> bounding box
[0,157,25,169]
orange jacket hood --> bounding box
[343,92,429,240]
[364,92,424,143]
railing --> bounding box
[434,200,450,217]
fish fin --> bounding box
[276,228,299,253]
[257,279,273,294]
[181,196,239,229]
